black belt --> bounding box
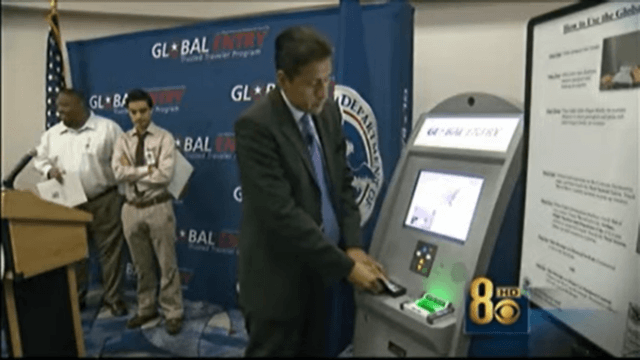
[88,186,118,202]
[127,193,173,209]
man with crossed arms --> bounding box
[111,89,183,335]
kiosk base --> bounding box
[354,309,446,357]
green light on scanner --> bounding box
[415,294,449,314]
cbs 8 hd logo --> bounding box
[469,277,522,326]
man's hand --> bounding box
[47,167,65,184]
[347,261,383,294]
[346,248,387,280]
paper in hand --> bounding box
[168,150,193,199]
[36,171,88,207]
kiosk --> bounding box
[353,93,524,357]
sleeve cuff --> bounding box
[41,164,53,178]
[135,166,149,178]
[321,251,356,285]
[339,254,356,280]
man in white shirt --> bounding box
[33,88,128,317]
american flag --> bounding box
[45,9,66,130]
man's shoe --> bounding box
[166,317,183,335]
[126,312,159,329]
[105,300,128,317]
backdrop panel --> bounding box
[67,3,413,326]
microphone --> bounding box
[2,149,37,189]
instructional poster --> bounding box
[520,2,640,357]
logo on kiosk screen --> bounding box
[466,277,529,334]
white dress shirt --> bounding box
[280,89,322,145]
[33,111,124,199]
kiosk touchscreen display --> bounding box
[404,170,484,242]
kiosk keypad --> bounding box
[410,241,437,277]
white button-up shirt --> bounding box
[33,111,124,199]
[280,90,322,145]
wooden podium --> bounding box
[1,189,91,357]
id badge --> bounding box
[145,148,156,166]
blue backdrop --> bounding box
[67,2,412,355]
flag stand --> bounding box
[45,0,67,130]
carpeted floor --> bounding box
[1,285,355,358]
[2,285,637,357]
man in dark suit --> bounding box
[234,26,387,357]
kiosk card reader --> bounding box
[353,93,524,357]
[379,277,407,297]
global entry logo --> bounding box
[231,81,276,102]
[175,132,235,161]
[334,85,383,226]
[151,26,269,62]
[178,228,239,255]
[89,92,128,114]
[89,86,186,115]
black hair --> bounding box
[275,26,333,80]
[125,88,154,109]
[58,88,86,107]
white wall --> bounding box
[1,0,573,187]
[412,1,574,115]
[1,0,337,20]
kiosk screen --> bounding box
[404,170,484,242]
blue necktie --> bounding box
[300,114,341,246]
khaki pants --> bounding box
[76,189,126,306]
[121,200,183,320]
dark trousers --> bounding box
[244,312,325,357]
[75,189,126,306]
[243,282,336,357]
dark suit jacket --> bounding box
[234,89,362,320]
